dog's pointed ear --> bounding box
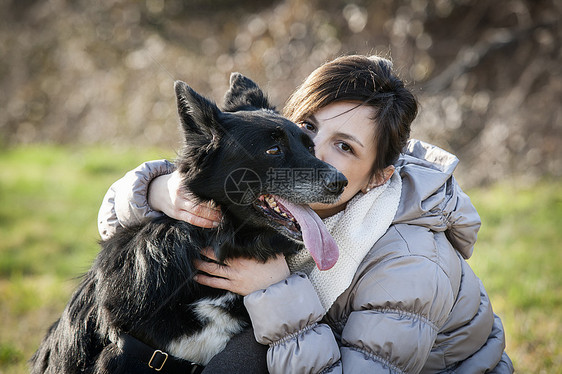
[175,80,223,138]
[222,73,276,112]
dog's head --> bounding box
[174,74,347,270]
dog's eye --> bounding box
[266,146,281,155]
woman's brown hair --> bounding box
[284,55,418,179]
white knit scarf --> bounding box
[286,171,402,312]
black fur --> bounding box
[30,73,346,373]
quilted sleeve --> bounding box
[97,159,175,240]
[244,273,342,374]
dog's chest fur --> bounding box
[166,293,247,365]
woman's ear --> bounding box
[363,165,395,193]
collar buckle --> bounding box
[148,349,169,371]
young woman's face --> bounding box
[298,101,380,218]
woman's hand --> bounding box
[194,248,291,296]
[148,171,222,228]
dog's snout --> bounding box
[324,172,348,194]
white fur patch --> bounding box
[165,293,246,365]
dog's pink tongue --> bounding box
[277,197,339,271]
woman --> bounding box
[98,55,513,373]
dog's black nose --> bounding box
[324,172,348,194]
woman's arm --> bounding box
[193,251,342,373]
[97,160,221,240]
[244,273,342,374]
[197,240,456,373]
[254,256,452,374]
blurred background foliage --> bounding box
[1,0,560,186]
[1,0,561,373]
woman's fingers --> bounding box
[184,200,222,221]
[193,258,228,276]
[177,210,220,228]
[200,247,218,261]
[160,171,222,227]
[172,196,221,227]
[193,248,290,296]
[193,251,233,291]
[193,273,231,291]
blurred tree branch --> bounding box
[421,20,558,93]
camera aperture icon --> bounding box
[224,168,262,206]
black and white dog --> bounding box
[30,73,346,373]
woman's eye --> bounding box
[266,146,281,155]
[299,121,316,133]
[337,142,353,153]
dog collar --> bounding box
[118,333,204,374]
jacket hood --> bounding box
[393,140,481,259]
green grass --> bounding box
[0,144,174,373]
[0,145,175,278]
[0,145,560,373]
[467,181,562,372]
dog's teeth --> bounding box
[274,207,281,213]
[270,200,277,207]
[281,212,288,218]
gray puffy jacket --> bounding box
[98,140,513,373]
